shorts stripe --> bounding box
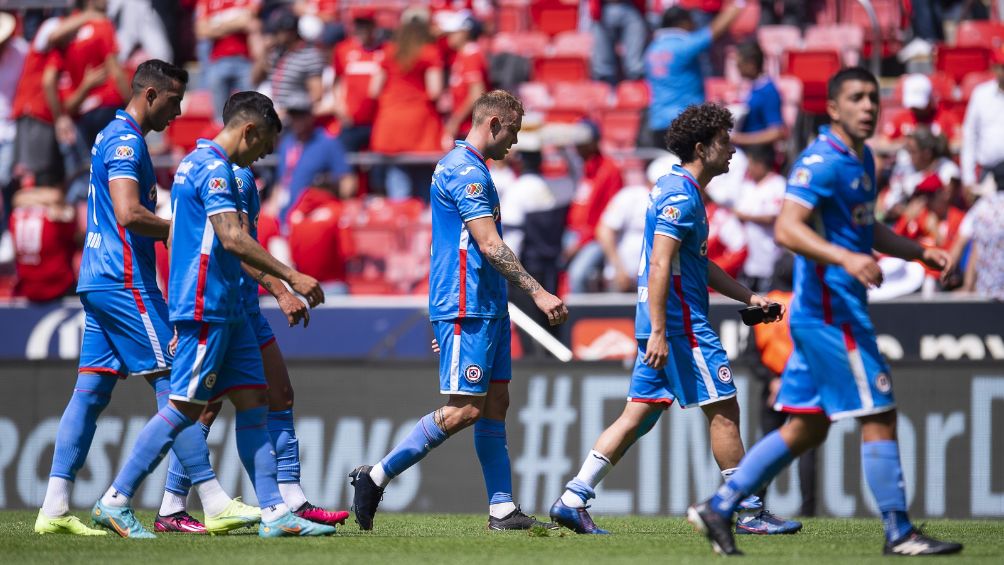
[79,366,121,376]
[185,323,211,400]
[458,227,469,316]
[449,322,462,393]
[628,397,674,406]
[692,345,719,402]
[841,323,873,410]
[132,289,166,368]
[774,403,826,415]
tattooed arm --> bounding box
[465,217,568,325]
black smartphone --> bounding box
[739,303,782,326]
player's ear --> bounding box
[490,116,501,137]
[145,86,157,105]
[825,98,840,123]
[694,141,706,162]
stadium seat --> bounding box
[615,80,649,110]
[776,75,803,130]
[757,25,802,77]
[934,45,991,84]
[784,49,842,114]
[491,31,549,58]
[954,20,1004,49]
[960,70,995,101]
[842,0,903,58]
[550,81,612,111]
[893,72,956,106]
[166,116,215,152]
[179,90,214,118]
[552,31,594,58]
[804,24,863,66]
[517,81,553,110]
[529,0,578,37]
[703,77,740,105]
[533,55,590,84]
[728,2,760,38]
[497,1,529,33]
[598,109,641,151]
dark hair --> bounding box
[745,143,775,166]
[664,103,734,163]
[736,40,764,73]
[827,66,879,101]
[908,125,947,159]
[661,6,693,29]
[222,91,283,135]
[131,59,188,94]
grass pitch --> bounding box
[1,511,1001,564]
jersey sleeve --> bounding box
[653,191,698,241]
[785,155,833,210]
[760,84,783,128]
[679,27,713,61]
[444,166,494,222]
[104,133,145,183]
[200,160,238,216]
[325,136,350,179]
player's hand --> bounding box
[290,272,324,307]
[841,252,883,288]
[921,246,954,280]
[168,327,178,356]
[431,338,440,354]
[767,376,782,407]
[277,291,310,328]
[55,115,78,145]
[749,293,784,323]
[643,332,669,370]
[533,289,568,326]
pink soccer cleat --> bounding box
[294,502,350,527]
[154,511,207,534]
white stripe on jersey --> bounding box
[200,217,215,255]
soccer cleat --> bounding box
[884,529,963,556]
[488,505,559,531]
[349,465,384,531]
[204,497,261,535]
[549,498,610,534]
[687,502,742,556]
[294,502,350,527]
[91,500,156,539]
[736,509,803,535]
[34,509,107,536]
[258,511,337,538]
[154,511,207,534]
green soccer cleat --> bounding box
[34,509,108,536]
[258,511,337,538]
[91,500,156,539]
[205,497,262,535]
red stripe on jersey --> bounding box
[841,323,857,352]
[131,289,147,314]
[463,144,485,162]
[458,248,468,317]
[672,274,698,348]
[118,225,133,289]
[194,253,210,321]
[815,264,833,324]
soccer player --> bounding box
[688,68,963,557]
[155,164,349,532]
[349,90,568,531]
[90,91,332,539]
[548,103,801,537]
[34,59,254,537]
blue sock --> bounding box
[49,373,116,480]
[862,440,913,542]
[709,430,794,519]
[164,422,213,496]
[267,409,300,483]
[111,405,193,497]
[380,412,449,480]
[235,406,283,508]
[565,478,595,503]
[474,418,513,505]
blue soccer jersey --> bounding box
[429,141,507,321]
[636,165,711,339]
[785,126,877,329]
[168,139,244,323]
[77,110,160,293]
[233,165,261,315]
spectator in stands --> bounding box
[0,12,26,205]
[368,10,444,200]
[874,74,961,155]
[961,47,1004,201]
[588,0,648,86]
[195,0,262,119]
[731,41,785,148]
[8,186,78,302]
[734,144,785,293]
[438,10,488,148]
[293,0,339,23]
[956,163,1004,301]
[758,0,805,27]
[565,120,624,293]
[642,2,743,147]
[595,177,648,293]
[108,0,172,63]
[287,184,350,295]
[331,9,384,152]
[883,126,961,223]
[254,7,325,114]
[892,173,966,267]
[274,98,354,225]
[706,188,747,278]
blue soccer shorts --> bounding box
[247,312,277,349]
[433,316,511,396]
[78,289,173,378]
[628,325,736,408]
[775,322,895,420]
[169,318,267,405]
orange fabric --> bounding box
[196,0,260,60]
[58,17,124,113]
[288,189,350,283]
[370,43,444,153]
[566,153,623,246]
[12,44,63,123]
[333,37,384,126]
[753,290,794,376]
[893,206,965,275]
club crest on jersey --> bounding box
[114,145,134,159]
[204,372,217,389]
[876,373,892,393]
[662,206,680,222]
[466,183,484,197]
[235,175,245,195]
[209,177,228,193]
[717,366,733,384]
[464,364,483,383]
[790,167,812,187]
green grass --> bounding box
[1,511,1002,564]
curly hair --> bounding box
[664,103,734,164]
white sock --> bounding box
[195,479,231,517]
[561,450,614,509]
[721,467,737,480]
[560,491,587,509]
[41,477,72,518]
[100,486,130,508]
[489,502,517,519]
[279,482,308,511]
[260,502,290,522]
[369,463,390,488]
[159,491,188,516]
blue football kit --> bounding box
[630,165,734,408]
[233,165,276,349]
[429,141,510,396]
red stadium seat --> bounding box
[598,109,641,151]
[728,2,760,38]
[533,55,590,84]
[529,0,578,37]
[784,49,841,114]
[703,77,741,104]
[935,45,991,84]
[166,116,215,152]
[497,2,529,33]
[491,31,549,58]
[842,0,904,57]
[179,90,214,118]
[893,72,956,106]
[552,31,594,58]
[615,80,649,110]
[550,81,612,111]
[757,25,802,76]
[960,71,995,101]
[517,81,553,110]
[955,20,1004,49]
[804,24,863,66]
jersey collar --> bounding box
[669,164,700,192]
[818,125,852,156]
[115,109,142,136]
[455,140,485,163]
[196,138,230,162]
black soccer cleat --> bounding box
[884,529,963,556]
[488,505,559,531]
[348,465,384,531]
[688,502,742,556]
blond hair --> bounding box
[471,90,524,126]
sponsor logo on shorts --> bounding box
[466,183,484,197]
[790,167,812,187]
[208,177,228,193]
[717,365,733,384]
[204,372,217,389]
[700,240,708,256]
[492,205,501,222]
[464,364,483,383]
[114,145,134,159]
[662,206,680,222]
[876,372,892,393]
[148,185,157,202]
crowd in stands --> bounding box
[0,0,1003,303]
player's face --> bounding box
[148,82,185,132]
[486,114,521,161]
[237,123,278,167]
[829,79,879,143]
[703,129,735,177]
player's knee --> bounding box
[200,401,224,426]
[451,404,483,431]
